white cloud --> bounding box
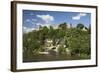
[79,13,87,16]
[23,26,35,33]
[72,16,80,20]
[26,18,37,22]
[26,19,30,22]
[36,23,59,29]
[37,14,54,23]
[72,13,87,20]
[36,23,51,28]
[25,19,37,25]
[36,23,43,26]
[32,19,37,22]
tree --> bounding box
[23,31,41,52]
[88,24,91,34]
[42,26,49,36]
[76,23,84,29]
[58,22,67,30]
[66,28,90,56]
[23,32,40,58]
[39,26,49,45]
[23,22,90,59]
[48,26,54,39]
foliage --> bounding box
[66,28,90,56]
[23,22,90,58]
[58,45,66,54]
[58,22,67,30]
[76,23,84,29]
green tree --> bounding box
[76,23,84,29]
[88,24,91,34]
[66,28,90,56]
[39,26,49,45]
[58,22,67,30]
[48,26,54,39]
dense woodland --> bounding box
[23,22,91,61]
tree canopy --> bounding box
[23,22,90,58]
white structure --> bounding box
[38,52,49,55]
[82,27,87,31]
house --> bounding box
[82,27,87,31]
[43,39,71,55]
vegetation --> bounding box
[23,22,91,61]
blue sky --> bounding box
[23,10,91,33]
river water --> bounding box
[23,53,90,62]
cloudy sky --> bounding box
[23,10,91,33]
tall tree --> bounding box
[58,22,67,30]
[76,23,84,29]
